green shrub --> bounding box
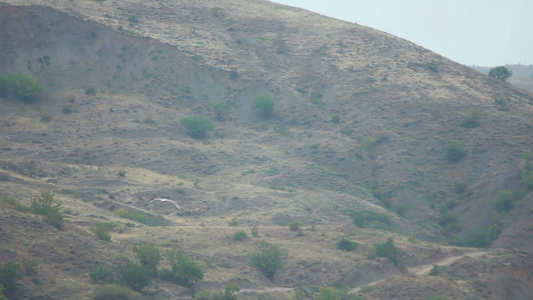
[309,92,324,108]
[180,116,214,139]
[228,217,238,227]
[233,230,249,241]
[289,221,303,231]
[0,72,45,101]
[336,236,358,251]
[133,242,161,276]
[162,248,203,286]
[494,189,515,212]
[445,141,466,162]
[251,95,275,118]
[31,191,64,229]
[115,209,169,226]
[115,258,152,291]
[40,115,53,122]
[464,229,490,248]
[331,115,340,124]
[91,284,143,300]
[0,261,22,296]
[93,223,112,242]
[90,266,115,283]
[249,240,283,279]
[460,110,480,128]
[373,238,399,265]
[426,64,439,73]
[489,66,512,81]
[343,209,391,230]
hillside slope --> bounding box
[1,1,533,299]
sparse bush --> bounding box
[85,87,96,95]
[373,238,399,265]
[251,95,275,118]
[133,242,161,276]
[494,189,515,212]
[426,64,439,73]
[445,141,466,162]
[336,236,358,251]
[117,170,126,177]
[251,226,259,237]
[309,92,324,108]
[0,72,45,101]
[93,224,112,241]
[228,217,238,227]
[91,284,143,300]
[162,248,203,286]
[289,221,303,231]
[31,191,64,229]
[489,216,504,241]
[180,116,214,139]
[1,194,30,212]
[211,102,230,120]
[452,181,469,194]
[61,105,74,114]
[22,258,38,278]
[40,115,53,122]
[233,230,249,241]
[331,115,340,124]
[90,266,115,284]
[249,240,283,279]
[429,264,447,276]
[460,110,479,128]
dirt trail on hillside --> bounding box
[238,250,495,295]
[348,250,495,294]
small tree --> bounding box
[445,141,466,163]
[133,242,161,276]
[336,236,358,251]
[164,248,203,286]
[31,191,64,229]
[180,116,214,139]
[373,238,399,265]
[115,258,152,292]
[249,240,283,280]
[0,72,45,101]
[251,95,275,118]
[489,66,512,81]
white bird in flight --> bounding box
[148,198,181,210]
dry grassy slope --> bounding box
[0,1,533,299]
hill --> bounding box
[1,1,533,299]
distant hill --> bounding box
[1,1,533,299]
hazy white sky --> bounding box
[270,0,532,66]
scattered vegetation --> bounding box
[249,240,283,279]
[115,208,170,226]
[251,94,275,118]
[85,87,96,95]
[180,116,214,139]
[289,221,303,231]
[93,223,112,242]
[91,284,143,300]
[343,209,392,230]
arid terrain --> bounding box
[1,1,533,299]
